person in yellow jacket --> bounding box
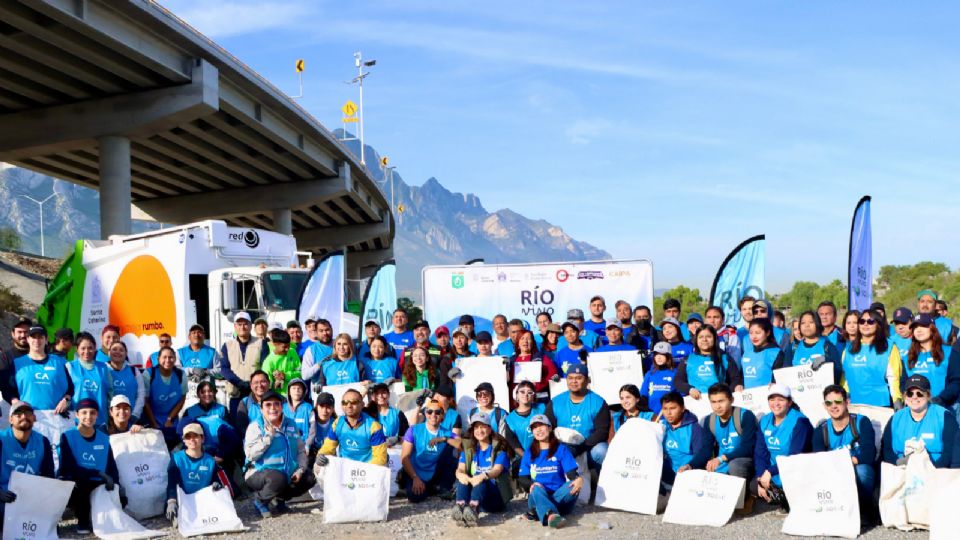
[315,389,388,466]
[260,331,302,396]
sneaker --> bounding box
[450,504,465,526]
[462,505,479,527]
[253,499,272,519]
[76,518,92,535]
[547,513,566,529]
[524,509,538,521]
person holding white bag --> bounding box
[164,423,229,527]
[751,384,813,513]
[881,374,960,468]
[58,398,123,535]
[0,401,56,522]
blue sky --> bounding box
[161,0,960,293]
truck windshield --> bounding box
[261,272,308,311]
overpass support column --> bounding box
[272,208,293,236]
[99,136,132,238]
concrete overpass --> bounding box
[0,0,393,277]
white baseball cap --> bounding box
[110,395,131,408]
[234,311,251,323]
[767,383,792,399]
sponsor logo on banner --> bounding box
[451,272,465,289]
[556,269,569,282]
[497,272,507,282]
[577,270,604,280]
[609,270,631,278]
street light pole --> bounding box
[20,192,55,257]
[352,52,376,166]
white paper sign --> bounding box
[596,418,663,514]
[587,350,645,405]
[513,360,542,383]
[775,365,834,425]
[683,396,713,420]
[662,470,744,527]
[733,385,771,418]
[455,357,511,425]
[323,382,368,416]
[549,378,568,399]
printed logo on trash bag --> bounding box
[617,456,648,480]
[814,490,845,513]
[342,468,376,490]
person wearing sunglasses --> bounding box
[902,313,960,410]
[504,381,545,476]
[882,374,960,469]
[813,385,878,525]
[791,311,842,384]
[752,384,813,513]
[468,382,508,435]
[841,308,903,408]
[401,398,462,503]
[315,389,387,467]
[737,299,791,354]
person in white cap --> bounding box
[451,412,512,527]
[103,394,143,435]
[220,311,269,419]
[752,383,813,512]
[165,422,229,527]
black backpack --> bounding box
[819,414,860,449]
[707,407,743,438]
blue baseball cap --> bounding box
[911,313,935,327]
[893,308,913,324]
[686,313,703,323]
[566,364,589,377]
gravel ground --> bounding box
[57,494,927,539]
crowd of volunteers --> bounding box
[0,286,959,532]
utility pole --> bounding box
[351,52,376,165]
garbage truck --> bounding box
[38,220,313,366]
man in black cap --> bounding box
[401,320,438,369]
[243,390,314,518]
[358,320,396,360]
[8,327,73,413]
[0,401,56,521]
[0,316,32,402]
[475,331,495,357]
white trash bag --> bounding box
[595,418,663,515]
[553,426,591,506]
[90,485,164,540]
[32,410,74,474]
[323,456,390,523]
[177,486,246,537]
[2,471,73,540]
[662,470,744,527]
[778,449,860,538]
[110,429,170,519]
[879,444,935,531]
[387,447,403,497]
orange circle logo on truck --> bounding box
[109,255,177,337]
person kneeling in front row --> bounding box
[519,414,582,529]
[165,423,229,527]
[401,398,461,502]
[451,412,513,527]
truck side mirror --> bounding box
[221,277,238,312]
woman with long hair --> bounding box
[739,318,787,388]
[792,310,842,384]
[904,314,960,407]
[451,413,514,526]
[365,382,409,444]
[675,325,743,398]
[508,331,558,405]
[403,345,437,391]
[841,310,861,346]
[519,415,582,529]
[609,384,655,442]
[841,308,902,407]
[316,333,365,386]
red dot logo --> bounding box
[556,269,569,282]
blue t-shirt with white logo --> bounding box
[519,442,578,492]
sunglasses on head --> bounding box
[906,389,927,398]
[424,408,443,415]
[857,319,877,325]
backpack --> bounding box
[707,407,743,438]
[819,414,860,449]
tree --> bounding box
[653,285,708,320]
[397,297,423,325]
[0,227,20,250]
[776,279,847,316]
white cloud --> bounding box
[564,119,611,145]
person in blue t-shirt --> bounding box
[813,385,878,525]
[890,307,914,356]
[383,309,416,356]
[0,401,56,522]
[752,384,813,512]
[360,335,401,384]
[178,381,241,463]
[597,320,639,353]
[544,364,609,471]
[583,296,609,345]
[676,325,743,401]
[401,398,461,503]
[358,320,397,360]
[609,383,656,441]
[917,289,958,346]
[12,326,73,413]
[316,389,388,465]
[555,322,591,376]
[451,412,512,527]
[518,414,582,529]
[818,301,844,347]
[640,342,676,415]
[659,392,712,490]
[366,382,409,445]
[310,392,337,459]
[659,318,693,364]
[164,423,228,527]
[142,346,187,448]
[58,399,121,535]
[702,383,758,513]
[882,374,960,469]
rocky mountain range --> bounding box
[0,136,610,298]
